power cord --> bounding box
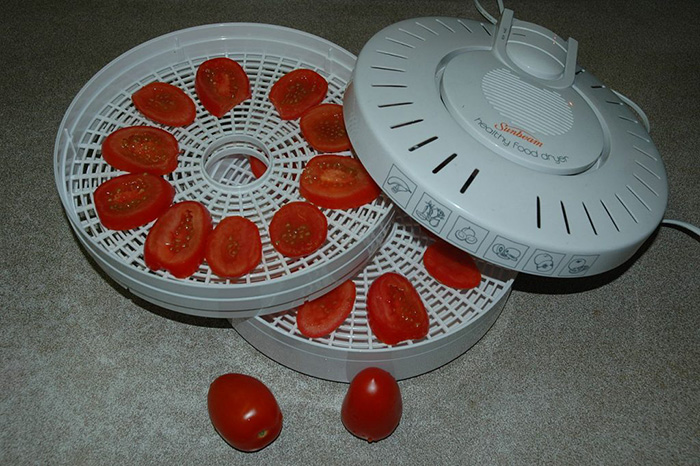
[661,219,700,240]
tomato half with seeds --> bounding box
[299,154,381,209]
[208,373,283,452]
[205,216,262,279]
[269,201,327,257]
[132,82,196,127]
[342,367,402,443]
[101,126,179,175]
[94,172,175,231]
[269,69,328,120]
[297,280,356,338]
[367,272,429,346]
[195,57,251,118]
[300,104,351,153]
[423,240,482,289]
[249,157,268,179]
[144,201,213,278]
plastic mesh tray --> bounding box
[235,214,516,382]
[54,23,394,317]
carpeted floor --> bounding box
[2,0,699,464]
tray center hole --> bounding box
[201,135,270,188]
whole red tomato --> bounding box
[341,367,402,442]
[207,373,283,452]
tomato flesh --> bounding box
[300,104,351,153]
[132,82,196,127]
[249,156,268,179]
[341,367,402,443]
[102,126,179,175]
[94,173,175,231]
[269,201,327,257]
[144,201,212,278]
[195,57,251,118]
[205,216,262,279]
[299,154,380,210]
[269,69,328,120]
[423,240,482,289]
[367,272,429,345]
[296,280,356,338]
[208,373,283,452]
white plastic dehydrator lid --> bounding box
[344,11,668,277]
[53,23,395,318]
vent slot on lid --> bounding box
[370,65,405,73]
[435,19,455,33]
[378,101,413,108]
[560,201,571,234]
[390,119,423,129]
[582,202,598,235]
[376,50,408,60]
[615,194,638,223]
[385,37,415,49]
[408,136,438,152]
[398,28,425,41]
[457,19,473,33]
[415,22,438,36]
[626,185,651,212]
[460,169,479,194]
[600,200,620,232]
[432,153,457,173]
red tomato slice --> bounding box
[101,126,179,175]
[341,367,402,443]
[423,241,482,289]
[269,69,328,120]
[296,280,356,338]
[269,201,327,257]
[299,104,351,153]
[195,57,251,118]
[208,373,283,452]
[132,82,196,127]
[94,172,175,231]
[205,216,262,279]
[299,154,381,209]
[249,156,268,179]
[367,273,429,345]
[144,201,213,278]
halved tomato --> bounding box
[205,216,262,279]
[367,273,429,346]
[300,104,351,153]
[195,57,251,118]
[94,172,175,231]
[269,69,328,120]
[249,157,268,179]
[296,280,356,338]
[299,154,381,209]
[102,126,179,175]
[132,82,196,127]
[269,201,327,257]
[423,241,482,289]
[144,201,213,278]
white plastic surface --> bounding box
[234,214,516,382]
[54,23,394,317]
[344,16,668,278]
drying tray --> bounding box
[53,23,395,318]
[235,214,516,382]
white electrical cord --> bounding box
[661,219,700,239]
[473,0,505,24]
